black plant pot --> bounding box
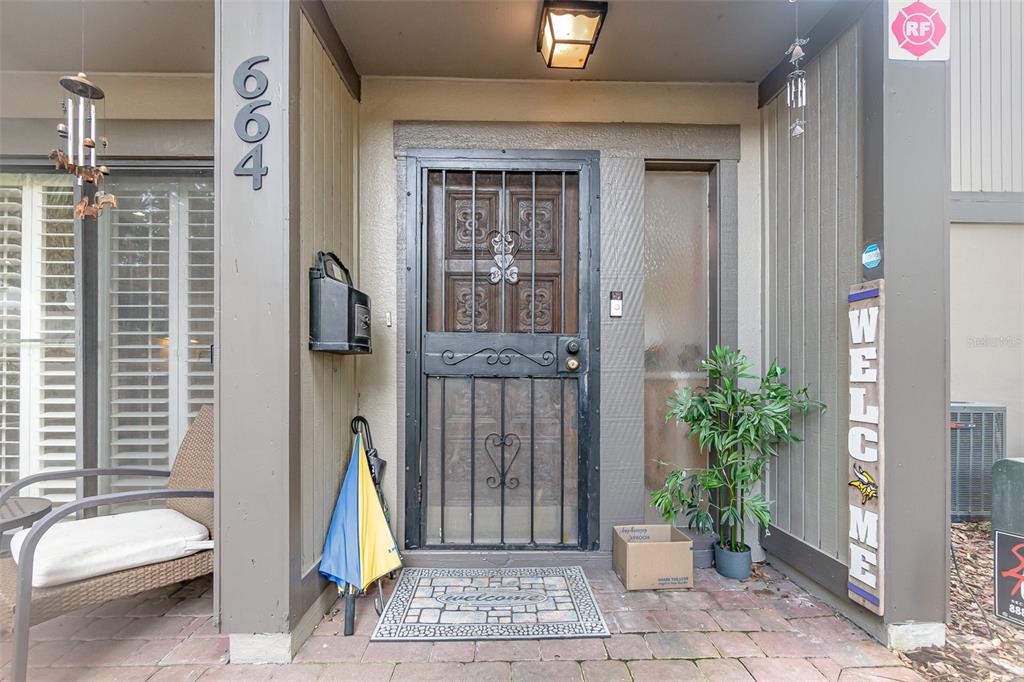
[714,543,752,580]
[685,530,717,569]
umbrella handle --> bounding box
[351,416,374,450]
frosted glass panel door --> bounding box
[643,171,709,500]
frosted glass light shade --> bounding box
[537,1,607,69]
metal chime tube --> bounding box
[65,97,73,158]
[89,102,96,166]
[77,95,85,183]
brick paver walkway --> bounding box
[1,566,926,681]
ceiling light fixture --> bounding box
[537,0,608,69]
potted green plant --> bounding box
[650,346,822,580]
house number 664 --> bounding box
[232,56,271,190]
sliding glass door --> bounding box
[0,168,214,503]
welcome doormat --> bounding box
[371,566,610,640]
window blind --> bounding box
[0,182,22,489]
[0,174,78,501]
[35,183,78,500]
[99,177,214,495]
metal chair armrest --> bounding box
[0,468,172,507]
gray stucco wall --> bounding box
[392,121,740,551]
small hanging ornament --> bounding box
[786,0,809,139]
[48,71,117,216]
[787,38,809,65]
[47,3,116,218]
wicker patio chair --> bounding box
[0,405,215,681]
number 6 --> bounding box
[233,56,269,99]
[235,100,271,143]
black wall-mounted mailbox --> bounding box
[309,251,371,354]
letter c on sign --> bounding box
[849,426,878,462]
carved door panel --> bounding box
[406,157,598,550]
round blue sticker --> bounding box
[862,243,881,269]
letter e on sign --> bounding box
[888,0,950,61]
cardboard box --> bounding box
[612,524,694,590]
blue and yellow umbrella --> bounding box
[321,426,401,633]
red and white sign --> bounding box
[888,0,950,61]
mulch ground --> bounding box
[903,522,1024,681]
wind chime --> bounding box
[785,0,809,138]
[50,73,115,219]
[48,0,116,220]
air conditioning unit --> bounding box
[949,402,1007,521]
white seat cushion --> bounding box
[10,508,209,588]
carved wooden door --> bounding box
[405,153,599,550]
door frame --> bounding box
[402,149,601,551]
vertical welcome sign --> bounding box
[847,280,885,615]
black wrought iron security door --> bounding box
[404,152,599,550]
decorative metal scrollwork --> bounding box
[484,432,521,489]
[440,347,555,367]
[488,230,520,285]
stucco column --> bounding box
[214,0,307,662]
[861,0,950,648]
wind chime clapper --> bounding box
[50,72,117,219]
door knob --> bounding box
[566,357,581,371]
[566,339,581,354]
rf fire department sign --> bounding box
[888,0,950,61]
[847,280,885,615]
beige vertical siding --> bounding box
[952,0,1024,193]
[762,23,861,561]
[299,15,360,572]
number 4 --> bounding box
[234,143,268,191]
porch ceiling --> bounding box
[1,0,835,84]
[0,0,213,74]
[324,0,836,83]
